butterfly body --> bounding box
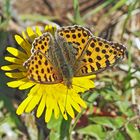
[50,36,74,88]
[24,25,126,88]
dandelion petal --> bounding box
[25,91,42,113]
[16,95,33,115]
[26,27,37,41]
[36,92,46,118]
[7,78,28,88]
[6,47,28,60]
[35,26,42,36]
[19,82,35,90]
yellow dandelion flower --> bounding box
[1,25,96,122]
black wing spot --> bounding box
[97,56,101,60]
[47,68,50,73]
[90,42,95,48]
[102,49,106,53]
[78,33,81,38]
[83,66,88,73]
[49,75,52,82]
[45,60,48,65]
[39,41,42,44]
[105,45,109,48]
[86,50,92,56]
[36,70,38,74]
[105,55,109,59]
[83,32,87,37]
[38,60,42,65]
[88,58,93,63]
[66,34,70,38]
[90,65,95,72]
[96,62,101,69]
[60,32,63,36]
[41,68,44,73]
[105,60,110,66]
[38,75,41,81]
[114,51,117,55]
[98,42,102,46]
[35,65,38,69]
[95,47,100,52]
[82,59,87,62]
[71,29,75,33]
[32,61,34,64]
[41,45,44,49]
[44,42,47,46]
[82,39,85,43]
[72,34,76,39]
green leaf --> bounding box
[86,92,99,103]
[116,101,134,117]
[126,124,140,140]
[106,131,126,140]
[47,115,62,140]
[47,116,71,140]
[78,124,106,140]
[49,131,61,140]
[47,115,62,130]
[60,118,71,140]
[90,116,125,130]
[111,117,125,128]
[90,117,116,129]
[113,132,126,140]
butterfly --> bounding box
[23,25,126,88]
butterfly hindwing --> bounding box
[74,37,126,76]
[23,51,62,83]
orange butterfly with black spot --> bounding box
[24,25,126,88]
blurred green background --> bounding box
[0,0,140,140]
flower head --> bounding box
[1,25,95,122]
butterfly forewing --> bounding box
[31,32,52,54]
[57,25,93,59]
[74,37,126,76]
[24,51,62,84]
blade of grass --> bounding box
[83,0,114,20]
[20,14,59,22]
[121,0,139,40]
[73,0,84,24]
[69,108,85,135]
[0,0,11,29]
[0,94,21,127]
[3,0,11,18]
[106,0,128,16]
